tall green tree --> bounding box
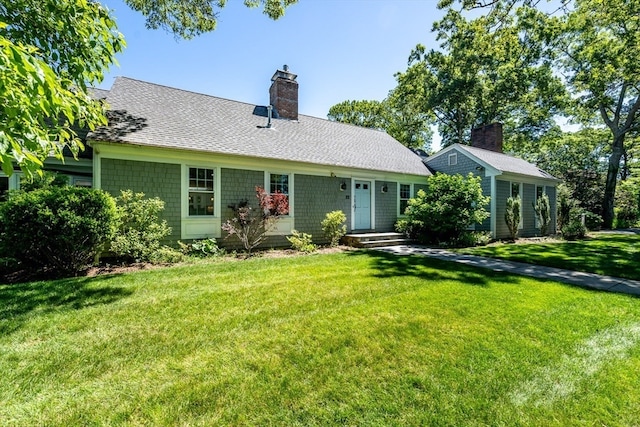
[441,0,640,228]
[394,8,567,147]
[0,0,125,176]
[554,0,640,228]
[328,93,433,150]
[125,0,297,39]
[512,127,609,215]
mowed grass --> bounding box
[2,251,640,426]
[457,233,640,280]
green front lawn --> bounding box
[2,252,640,425]
[458,233,640,281]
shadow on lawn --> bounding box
[0,274,133,336]
[346,249,520,287]
[472,234,640,281]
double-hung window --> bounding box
[399,183,412,215]
[269,173,290,215]
[188,167,215,216]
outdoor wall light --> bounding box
[475,166,485,171]
[340,181,347,191]
[381,184,388,193]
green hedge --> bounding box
[0,186,117,276]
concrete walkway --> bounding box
[376,245,640,297]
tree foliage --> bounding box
[124,0,297,39]
[328,94,433,150]
[396,173,490,244]
[394,8,567,148]
[0,0,125,176]
[511,127,608,216]
[554,0,640,228]
[439,0,640,228]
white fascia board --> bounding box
[90,140,431,184]
[498,172,561,186]
[426,144,502,177]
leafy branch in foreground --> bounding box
[0,0,125,177]
[124,0,297,39]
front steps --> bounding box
[342,232,411,248]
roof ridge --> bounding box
[112,76,391,134]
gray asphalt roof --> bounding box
[88,87,109,100]
[454,144,558,180]
[90,77,431,177]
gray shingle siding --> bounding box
[495,180,511,239]
[477,172,492,232]
[219,168,283,249]
[101,158,181,244]
[220,168,264,221]
[522,183,537,236]
[293,174,352,244]
[375,181,397,232]
[546,185,557,234]
[495,180,558,238]
[426,148,492,231]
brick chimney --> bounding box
[269,65,298,120]
[470,123,503,153]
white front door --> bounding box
[354,180,371,230]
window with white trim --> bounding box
[269,173,290,215]
[399,183,412,215]
[188,167,215,216]
[448,152,457,166]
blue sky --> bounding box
[99,0,446,122]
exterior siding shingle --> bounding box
[293,175,352,243]
[375,181,397,232]
[427,148,492,231]
[101,158,181,244]
[495,180,511,239]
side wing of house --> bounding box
[426,145,559,239]
[424,147,493,233]
[92,143,429,247]
[494,178,557,238]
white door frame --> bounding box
[351,178,375,231]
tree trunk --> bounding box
[602,133,625,229]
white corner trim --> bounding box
[490,175,497,239]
